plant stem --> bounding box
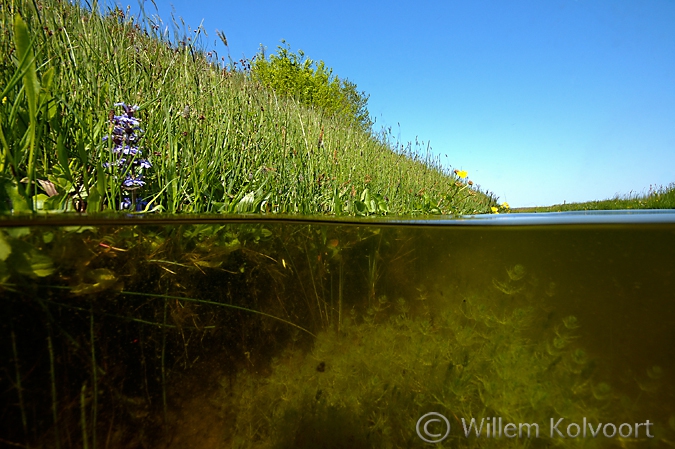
[47,329,61,449]
[10,329,28,438]
[89,306,97,449]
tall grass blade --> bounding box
[13,14,40,202]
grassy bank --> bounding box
[0,0,499,216]
[513,183,675,213]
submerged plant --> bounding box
[219,301,632,448]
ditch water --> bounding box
[1,211,674,448]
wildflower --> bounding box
[456,170,468,179]
[491,206,499,214]
[1,96,6,104]
[122,174,145,189]
[104,102,152,210]
[501,202,510,209]
[120,197,148,211]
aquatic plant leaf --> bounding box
[0,232,11,261]
[71,268,119,295]
[62,226,95,233]
[5,227,30,238]
[24,249,54,277]
[562,315,579,330]
[492,278,524,295]
[88,268,117,284]
[194,260,222,268]
[506,264,526,281]
[5,238,52,277]
[0,261,9,285]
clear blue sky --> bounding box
[129,0,675,207]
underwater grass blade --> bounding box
[10,329,28,438]
[120,290,316,338]
[161,300,168,424]
[47,330,61,449]
[80,383,89,449]
[304,242,326,328]
[89,306,98,449]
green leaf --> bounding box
[4,181,30,212]
[72,268,119,295]
[13,14,40,203]
[43,193,68,211]
[0,232,11,261]
[34,193,49,210]
[18,248,55,278]
[11,15,40,108]
[56,132,73,181]
[40,67,57,120]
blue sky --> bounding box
[130,0,674,207]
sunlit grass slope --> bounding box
[0,0,499,215]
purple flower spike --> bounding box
[137,159,152,169]
[104,101,154,210]
[123,175,145,189]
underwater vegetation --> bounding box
[216,283,670,448]
[0,220,414,447]
[1,219,674,448]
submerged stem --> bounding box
[120,289,316,338]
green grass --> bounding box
[513,183,675,213]
[0,0,498,216]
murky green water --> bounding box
[1,212,674,448]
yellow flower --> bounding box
[1,97,6,104]
[491,206,499,213]
[501,202,510,209]
[456,170,468,179]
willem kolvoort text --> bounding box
[461,417,654,439]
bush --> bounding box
[251,41,372,131]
